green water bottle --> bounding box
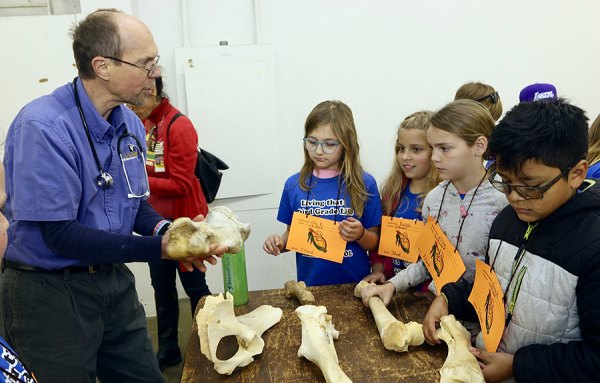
[221,243,249,306]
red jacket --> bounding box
[143,98,208,219]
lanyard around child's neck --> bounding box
[392,184,409,218]
[488,212,539,326]
[305,173,343,224]
[436,169,488,252]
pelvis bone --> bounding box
[167,206,251,260]
[197,293,282,375]
[354,280,424,352]
[436,314,485,383]
[296,305,352,383]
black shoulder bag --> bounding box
[167,113,229,203]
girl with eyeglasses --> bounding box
[363,100,508,305]
[362,111,439,285]
[263,100,382,286]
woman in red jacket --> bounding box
[130,76,210,370]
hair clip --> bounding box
[476,91,499,104]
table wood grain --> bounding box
[181,283,446,383]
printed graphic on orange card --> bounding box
[417,217,466,293]
[468,259,505,352]
[287,212,347,263]
[378,217,424,263]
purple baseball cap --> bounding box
[519,83,557,102]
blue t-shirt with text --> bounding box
[277,172,382,286]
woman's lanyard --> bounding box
[147,125,158,152]
[146,115,167,153]
[489,211,539,326]
[305,173,344,224]
[435,169,488,252]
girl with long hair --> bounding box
[263,100,382,286]
[364,111,439,283]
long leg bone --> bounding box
[295,305,352,383]
[284,280,315,305]
[196,293,282,375]
[354,280,424,352]
[436,314,485,383]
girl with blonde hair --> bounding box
[364,111,439,283]
[362,100,508,305]
[263,100,382,286]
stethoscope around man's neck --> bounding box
[72,78,149,198]
[73,77,114,189]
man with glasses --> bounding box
[105,55,160,78]
[0,9,226,383]
[423,99,600,383]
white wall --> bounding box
[2,0,600,315]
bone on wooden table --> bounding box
[354,280,424,352]
[296,304,353,383]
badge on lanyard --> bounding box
[146,126,165,173]
[287,212,347,263]
[146,150,155,167]
[417,216,467,293]
[153,141,165,173]
[468,259,505,352]
[378,217,423,262]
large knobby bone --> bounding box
[167,206,251,260]
[196,293,282,375]
[436,314,485,383]
[295,305,353,383]
[354,280,424,352]
[284,280,315,305]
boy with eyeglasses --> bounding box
[422,98,600,383]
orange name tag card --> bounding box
[378,217,424,263]
[287,212,347,264]
[468,259,505,352]
[417,217,467,293]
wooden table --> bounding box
[181,284,446,383]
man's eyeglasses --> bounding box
[105,55,160,78]
[489,165,573,200]
[303,138,341,154]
